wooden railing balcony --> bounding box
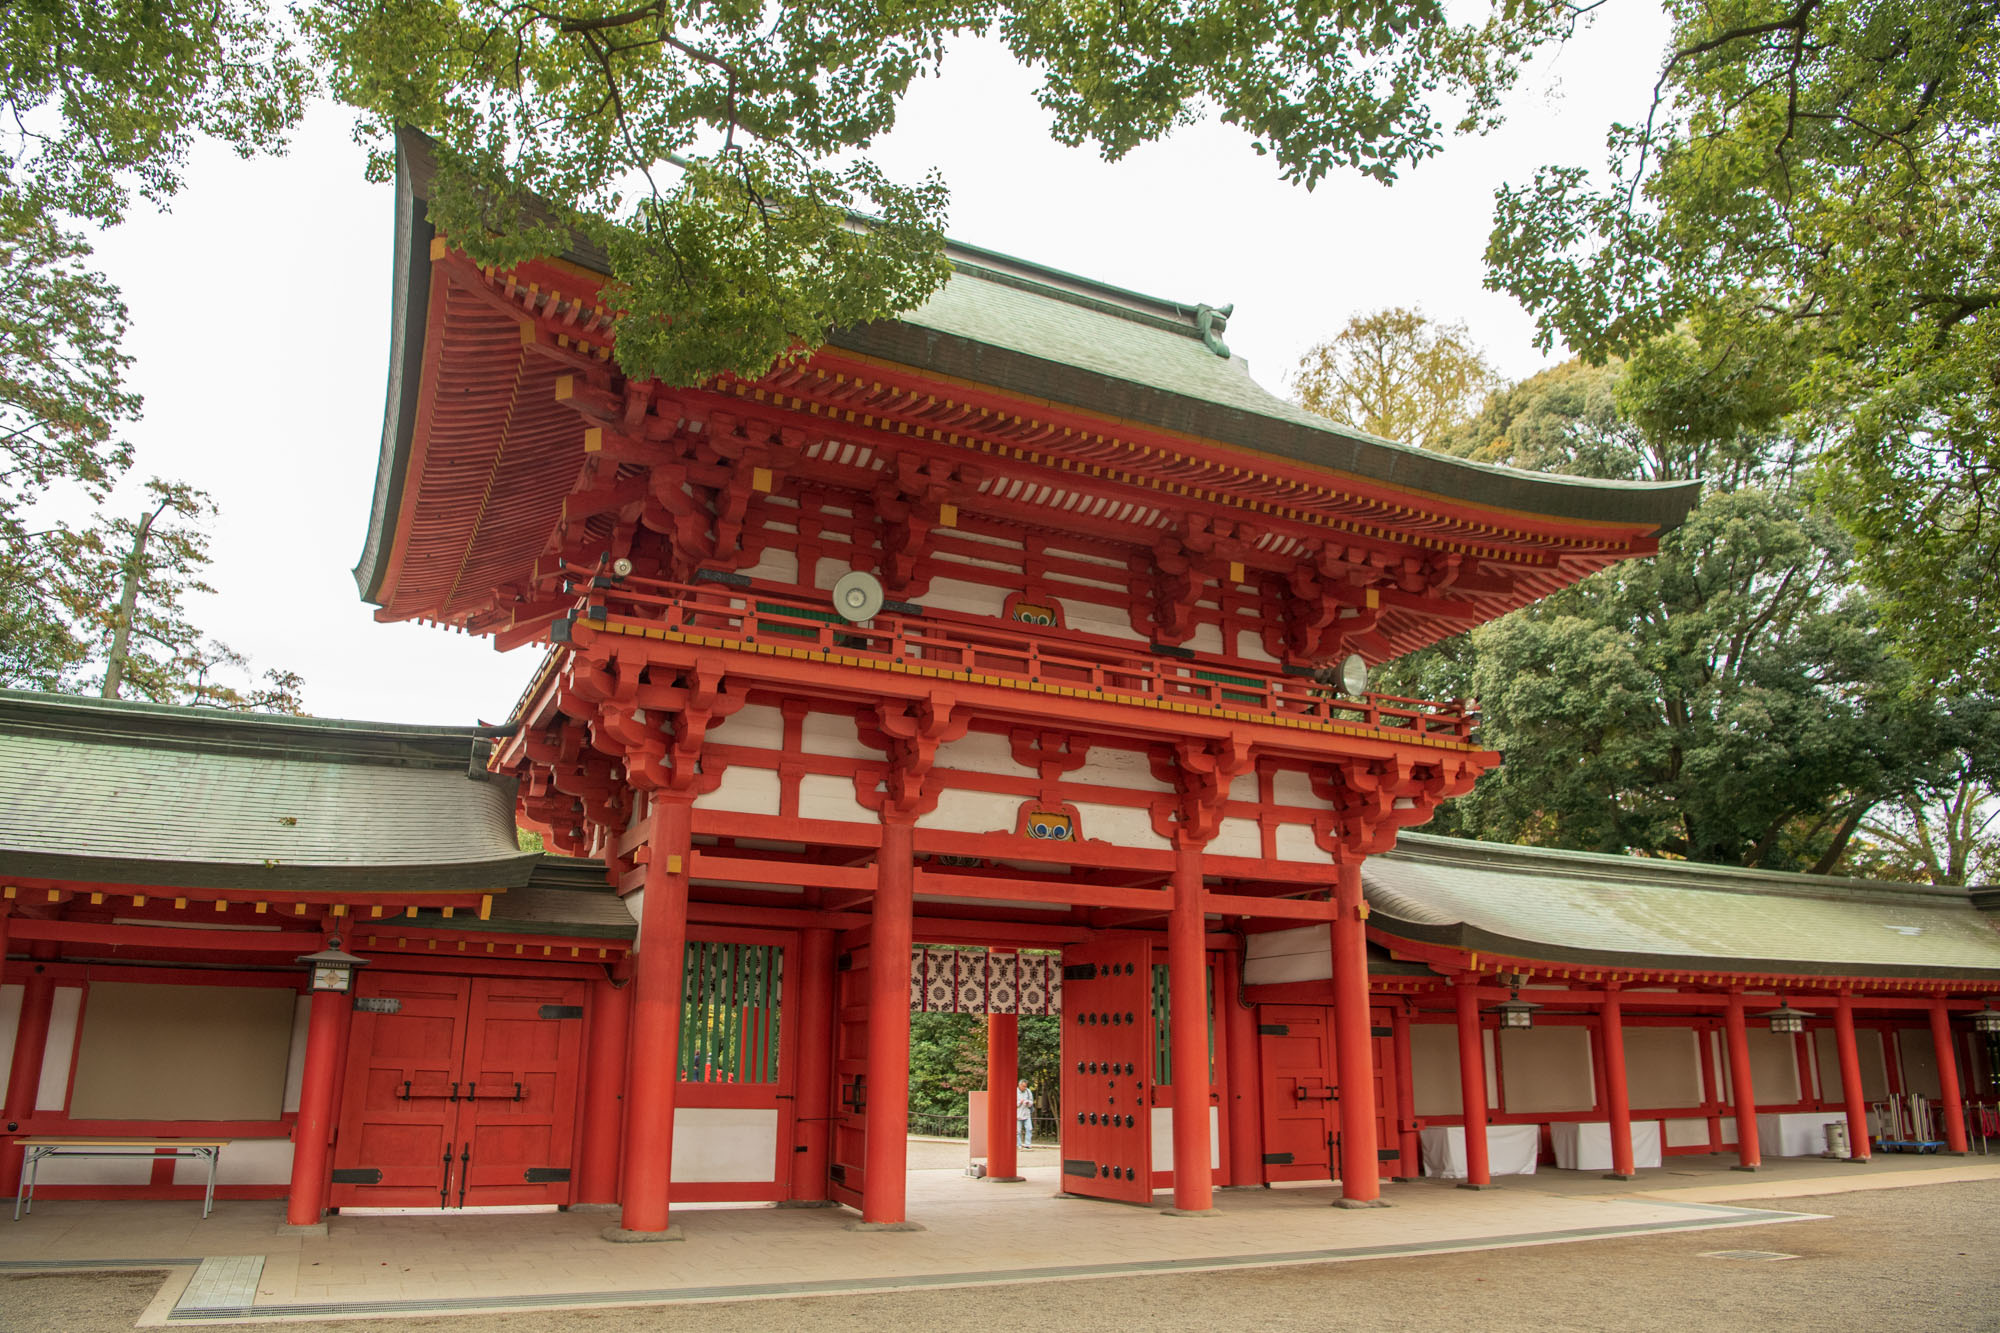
[563,575,1478,746]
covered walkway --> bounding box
[6,1145,1997,1324]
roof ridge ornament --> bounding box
[1195,304,1233,358]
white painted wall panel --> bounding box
[36,986,81,1110]
[1498,1027,1594,1113]
[694,766,782,817]
[1624,1027,1703,1109]
[1149,1106,1221,1172]
[1411,1024,1461,1116]
[1064,601,1147,643]
[916,788,1011,832]
[1069,802,1172,850]
[1208,817,1262,858]
[1273,823,1325,862]
[0,984,20,1083]
[799,713,869,758]
[1271,770,1318,807]
[719,704,786,749]
[175,1139,295,1186]
[798,774,869,822]
[281,995,310,1114]
[933,732,1037,778]
[1186,624,1224,654]
[924,577,1003,619]
[1072,746,1174,793]
[741,548,799,585]
[35,1153,155,1186]
[1664,1117,1711,1148]
[671,1108,780,1182]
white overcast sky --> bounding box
[81,10,1671,727]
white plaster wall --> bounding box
[1244,926,1330,986]
[36,986,81,1110]
[950,530,1025,551]
[0,983,20,1081]
[1068,802,1172,850]
[814,555,852,589]
[34,1152,155,1186]
[671,1108,780,1182]
[1186,624,1224,655]
[1072,746,1174,793]
[1899,1030,1943,1098]
[1045,546,1126,571]
[694,766,782,817]
[740,547,799,585]
[1746,1030,1801,1103]
[1497,1027,1594,1113]
[1208,817,1262,859]
[923,577,1004,619]
[720,704,786,749]
[1236,631,1280,664]
[1813,1027,1892,1102]
[1273,823,1325,862]
[1623,1027,1703,1109]
[932,732,1036,778]
[1411,1024,1461,1116]
[800,713,870,758]
[798,773,870,822]
[281,995,310,1114]
[1149,1106,1221,1172]
[916,788,1012,833]
[931,549,1019,575]
[175,1139,295,1185]
[1271,770,1318,808]
[1228,773,1258,801]
[1063,600,1147,643]
[1665,1117,1712,1148]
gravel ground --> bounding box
[6,1180,1996,1333]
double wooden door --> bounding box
[1258,1003,1402,1183]
[330,972,587,1209]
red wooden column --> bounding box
[985,1002,1021,1182]
[1220,947,1264,1189]
[789,927,836,1202]
[1330,857,1383,1206]
[0,960,56,1197]
[1723,992,1761,1170]
[1599,983,1636,1180]
[1833,994,1871,1162]
[614,793,695,1240]
[576,977,632,1205]
[1929,1002,1969,1154]
[1164,841,1215,1213]
[1390,1002,1420,1180]
[285,980,353,1226]
[860,816,917,1227]
[1453,976,1493,1188]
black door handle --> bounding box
[513,1081,524,1102]
[399,1080,412,1101]
[449,1082,460,1102]
[458,1143,471,1208]
[440,1141,453,1208]
[466,1082,477,1102]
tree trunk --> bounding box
[99,502,163,700]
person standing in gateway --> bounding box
[1016,1079,1035,1149]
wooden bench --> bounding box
[13,1137,231,1220]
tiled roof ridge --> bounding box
[1387,830,1973,907]
[0,688,495,772]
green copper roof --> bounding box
[1364,833,2000,978]
[0,690,539,894]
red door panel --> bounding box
[456,977,588,1206]
[330,973,472,1208]
[1059,936,1153,1204]
[1368,1006,1404,1180]
[826,945,870,1210]
[1259,1004,1338,1183]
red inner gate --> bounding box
[1058,936,1154,1204]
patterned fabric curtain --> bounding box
[909,946,1062,1015]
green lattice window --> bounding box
[1150,963,1216,1086]
[1195,670,1262,704]
[755,602,840,640]
[680,941,783,1083]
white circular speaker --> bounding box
[1338,652,1370,697]
[832,570,886,623]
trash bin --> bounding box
[1824,1121,1851,1159]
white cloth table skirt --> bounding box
[1757,1111,1837,1157]
[1549,1120,1664,1171]
[1419,1124,1540,1179]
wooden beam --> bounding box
[914,869,1166,912]
[1201,892,1337,921]
[688,851,873,892]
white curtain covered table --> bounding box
[1549,1120,1663,1171]
[1757,1111,1838,1157]
[1419,1124,1540,1179]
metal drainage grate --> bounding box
[1700,1250,1797,1262]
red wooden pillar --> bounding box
[985,1005,1021,1182]
[790,927,836,1201]
[1330,857,1382,1206]
[1833,994,1871,1162]
[1221,947,1264,1189]
[285,985,352,1226]
[575,977,631,1204]
[1724,993,1761,1170]
[1929,1002,1969,1154]
[616,793,694,1238]
[1390,1002,1420,1179]
[1453,976,1492,1188]
[1167,842,1214,1212]
[860,817,916,1226]
[0,961,56,1197]
[1599,984,1636,1179]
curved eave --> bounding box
[0,850,544,895]
[1369,913,2000,983]
[825,320,1701,534]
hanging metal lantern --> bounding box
[296,937,369,994]
[1757,1001,1812,1035]
[1972,1001,2000,1035]
[1486,987,1541,1030]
